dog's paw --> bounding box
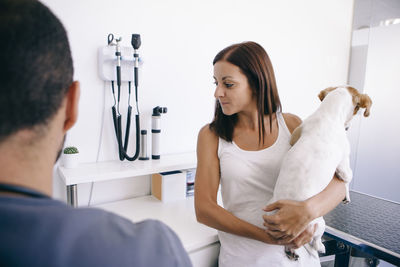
[312,239,326,254]
[335,169,344,180]
[285,247,299,261]
[335,168,352,183]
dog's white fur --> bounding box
[268,86,372,260]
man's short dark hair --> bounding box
[0,0,73,141]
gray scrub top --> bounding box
[0,183,192,267]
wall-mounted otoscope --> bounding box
[108,33,142,161]
[152,106,167,159]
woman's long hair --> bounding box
[210,41,282,145]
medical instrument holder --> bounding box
[106,33,142,161]
[98,47,143,82]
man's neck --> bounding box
[0,133,54,197]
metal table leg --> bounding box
[334,242,351,267]
[320,239,351,267]
[321,237,381,267]
[67,184,78,207]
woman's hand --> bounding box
[288,224,317,248]
[262,199,315,244]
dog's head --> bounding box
[318,86,372,129]
[318,86,372,117]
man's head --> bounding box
[0,0,74,143]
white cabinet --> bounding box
[189,242,220,267]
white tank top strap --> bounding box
[217,135,224,158]
[276,112,292,138]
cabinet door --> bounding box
[189,242,220,267]
[351,24,400,202]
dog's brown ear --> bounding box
[359,94,372,117]
[318,87,336,101]
[352,94,361,115]
[318,91,326,101]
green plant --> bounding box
[63,146,79,154]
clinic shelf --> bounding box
[58,152,196,186]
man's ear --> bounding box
[63,81,80,132]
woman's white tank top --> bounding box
[217,112,320,267]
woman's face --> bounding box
[213,60,256,115]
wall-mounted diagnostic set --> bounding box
[99,34,168,161]
[99,33,142,161]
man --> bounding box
[0,0,192,266]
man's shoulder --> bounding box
[64,206,192,266]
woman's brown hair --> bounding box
[210,41,282,144]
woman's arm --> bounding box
[195,125,281,244]
[261,113,347,244]
[262,177,346,243]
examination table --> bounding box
[320,191,400,266]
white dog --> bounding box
[268,86,372,260]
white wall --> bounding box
[44,0,354,205]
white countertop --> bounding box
[58,152,196,186]
[95,194,221,253]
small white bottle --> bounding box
[139,130,149,160]
[151,106,167,159]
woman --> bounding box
[194,41,347,266]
